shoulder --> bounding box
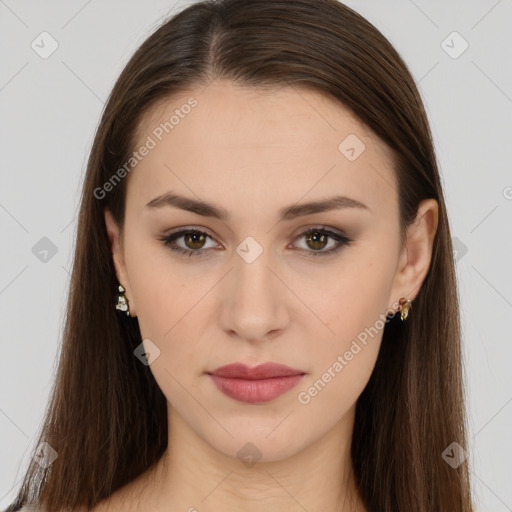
[14,500,110,512]
[17,506,49,512]
[17,506,88,512]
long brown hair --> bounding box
[7,1,474,510]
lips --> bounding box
[207,362,306,403]
[208,362,305,379]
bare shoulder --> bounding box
[16,507,54,512]
[17,504,90,512]
[89,460,164,512]
[17,462,162,512]
[16,481,155,512]
[14,484,139,512]
[86,479,146,512]
[15,488,141,512]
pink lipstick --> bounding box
[207,362,306,404]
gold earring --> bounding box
[398,297,412,322]
[115,284,130,316]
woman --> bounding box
[7,0,475,511]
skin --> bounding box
[100,79,438,512]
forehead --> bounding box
[128,79,398,218]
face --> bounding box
[105,79,435,463]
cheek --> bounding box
[125,245,230,390]
[127,253,208,404]
[124,232,191,321]
[322,257,393,339]
[311,252,396,388]
[298,292,389,421]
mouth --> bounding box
[206,362,306,404]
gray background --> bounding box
[1,0,511,510]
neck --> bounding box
[140,403,367,512]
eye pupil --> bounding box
[185,232,206,249]
[306,232,328,251]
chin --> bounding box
[200,420,311,465]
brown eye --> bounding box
[183,232,207,250]
[304,231,329,251]
[293,227,353,258]
[160,226,352,259]
[160,229,217,257]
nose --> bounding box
[219,247,290,343]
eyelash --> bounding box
[159,226,352,258]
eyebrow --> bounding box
[145,191,370,221]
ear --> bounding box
[104,208,137,317]
[388,198,439,312]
